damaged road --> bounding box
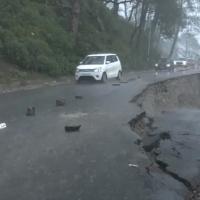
[131,72,200,199]
[0,69,200,200]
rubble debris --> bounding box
[26,107,36,116]
[75,96,83,100]
[56,99,66,106]
[0,123,7,130]
[65,125,81,132]
[112,83,120,86]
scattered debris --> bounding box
[0,123,7,130]
[56,99,66,106]
[26,107,36,116]
[75,95,83,100]
[112,83,120,86]
[65,125,81,132]
[128,164,139,168]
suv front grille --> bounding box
[79,69,95,72]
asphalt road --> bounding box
[0,68,200,200]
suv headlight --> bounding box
[166,64,171,67]
[155,64,158,67]
[94,68,102,72]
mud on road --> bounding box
[130,73,200,200]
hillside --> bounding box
[0,0,157,77]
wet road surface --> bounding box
[0,67,200,200]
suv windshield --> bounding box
[159,58,168,63]
[82,56,105,65]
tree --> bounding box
[70,0,81,34]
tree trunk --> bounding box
[168,25,180,59]
[135,0,149,47]
[70,0,81,34]
[113,0,119,16]
[151,8,159,36]
[124,2,128,20]
[168,0,183,59]
[129,1,140,43]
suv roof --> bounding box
[87,53,117,57]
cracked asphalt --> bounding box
[0,68,200,200]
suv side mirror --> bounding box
[80,61,83,65]
[106,61,111,64]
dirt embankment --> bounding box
[133,74,200,115]
[0,60,73,94]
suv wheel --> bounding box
[101,72,107,83]
[116,71,122,80]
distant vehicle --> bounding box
[75,53,122,82]
[173,58,187,67]
[186,58,196,67]
[154,58,174,72]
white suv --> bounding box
[75,53,122,82]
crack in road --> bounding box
[129,112,194,192]
[155,159,193,191]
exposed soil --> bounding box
[132,73,200,115]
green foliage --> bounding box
[0,0,159,75]
[0,0,76,76]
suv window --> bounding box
[106,55,113,63]
[82,56,105,65]
[106,55,118,63]
[111,55,118,62]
